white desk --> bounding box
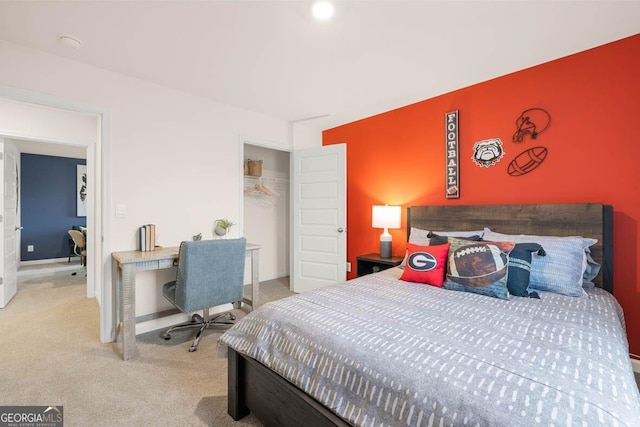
[111,243,260,361]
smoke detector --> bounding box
[59,35,82,49]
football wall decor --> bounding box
[512,108,551,143]
[508,107,551,176]
[445,110,460,199]
[472,138,505,168]
[507,146,548,176]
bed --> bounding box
[219,203,640,426]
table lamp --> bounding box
[372,204,401,258]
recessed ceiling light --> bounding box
[311,1,335,21]
[59,35,82,49]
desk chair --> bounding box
[68,230,87,276]
[162,238,246,352]
[67,225,85,262]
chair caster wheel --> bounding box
[189,346,197,352]
[162,334,171,340]
[230,314,236,321]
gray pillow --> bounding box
[408,227,484,245]
[583,248,601,288]
[408,227,431,246]
[400,228,484,268]
[483,228,596,297]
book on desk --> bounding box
[138,224,156,251]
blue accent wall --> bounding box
[21,154,86,261]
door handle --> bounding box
[15,226,23,231]
[337,227,344,233]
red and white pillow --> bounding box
[399,243,450,287]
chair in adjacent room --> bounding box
[161,237,247,352]
[68,229,87,276]
[67,225,85,263]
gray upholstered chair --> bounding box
[161,237,246,352]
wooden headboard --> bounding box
[407,203,613,293]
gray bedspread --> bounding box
[220,268,640,426]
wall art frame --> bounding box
[77,164,87,217]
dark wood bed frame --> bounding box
[228,203,614,426]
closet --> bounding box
[243,144,290,284]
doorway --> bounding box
[241,139,291,288]
[0,86,112,343]
[240,139,347,294]
[15,140,88,272]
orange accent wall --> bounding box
[323,34,640,354]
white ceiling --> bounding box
[0,0,639,138]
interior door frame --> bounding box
[0,84,113,343]
[238,135,293,289]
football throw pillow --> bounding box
[399,243,450,287]
[444,238,515,300]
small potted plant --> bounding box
[213,219,236,237]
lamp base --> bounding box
[379,240,392,258]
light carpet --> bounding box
[2,271,639,426]
[0,270,292,426]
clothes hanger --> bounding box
[244,179,279,197]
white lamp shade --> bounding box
[372,205,401,229]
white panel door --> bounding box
[0,139,18,308]
[292,144,346,293]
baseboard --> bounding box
[259,273,290,282]
[631,356,640,374]
[20,257,75,266]
[136,312,189,335]
[242,274,289,287]
[135,303,235,335]
[18,258,83,277]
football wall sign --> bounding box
[445,110,459,199]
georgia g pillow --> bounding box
[399,243,450,287]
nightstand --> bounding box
[356,253,404,277]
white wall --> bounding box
[0,40,320,333]
[0,98,98,145]
[244,144,289,281]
